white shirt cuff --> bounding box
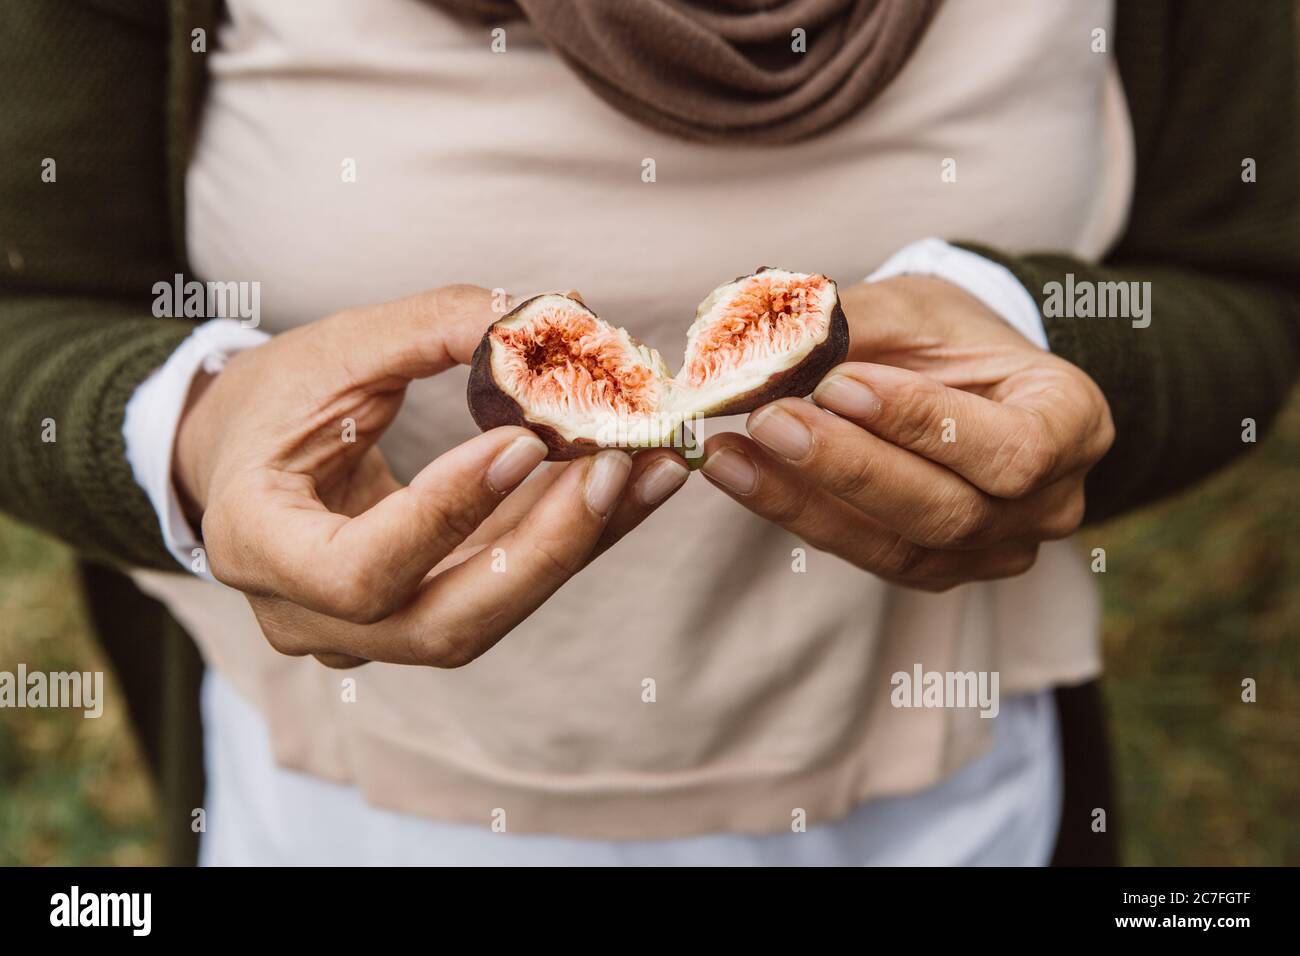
[123,319,270,575]
[865,237,1049,351]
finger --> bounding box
[247,593,380,665]
[738,400,1023,550]
[252,451,638,667]
[399,450,634,666]
[318,284,500,387]
[433,461,569,562]
[207,427,548,623]
[446,448,688,563]
[812,363,1086,498]
[594,448,689,557]
[700,433,1040,582]
[249,450,686,671]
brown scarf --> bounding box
[430,0,942,143]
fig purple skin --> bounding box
[467,271,849,460]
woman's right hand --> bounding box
[172,285,689,668]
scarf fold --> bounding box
[430,0,942,143]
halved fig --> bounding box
[467,293,675,460]
[468,268,848,460]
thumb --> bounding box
[325,284,504,386]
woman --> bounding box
[1,0,1296,865]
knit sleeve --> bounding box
[0,298,194,568]
[0,0,198,568]
[956,0,1300,525]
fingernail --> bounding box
[702,447,757,494]
[486,435,548,493]
[747,406,813,461]
[635,457,689,506]
[584,450,632,516]
[813,375,881,420]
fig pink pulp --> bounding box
[685,273,830,388]
[492,307,658,417]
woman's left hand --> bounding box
[700,275,1115,591]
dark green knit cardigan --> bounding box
[2,0,1298,570]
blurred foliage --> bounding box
[0,520,160,865]
[1082,392,1300,866]
[0,393,1296,866]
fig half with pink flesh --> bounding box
[467,268,848,460]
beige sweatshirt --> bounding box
[132,0,1133,836]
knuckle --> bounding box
[410,616,506,669]
[872,535,927,578]
[1001,545,1040,578]
[1041,493,1086,540]
[263,630,300,656]
[426,496,483,545]
[764,487,813,529]
[341,600,391,627]
[403,625,449,668]
[928,497,991,549]
[322,564,395,625]
[525,535,585,583]
[1090,403,1117,461]
[438,651,475,670]
[1068,371,1114,456]
[428,637,477,669]
[824,451,876,500]
[992,422,1056,498]
[255,613,308,657]
[433,284,490,322]
[889,378,948,451]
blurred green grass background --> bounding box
[1,394,1297,865]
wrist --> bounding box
[864,238,1050,351]
[174,368,219,528]
[123,318,269,574]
